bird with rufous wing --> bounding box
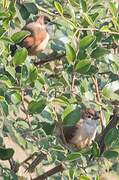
[10,15,50,56]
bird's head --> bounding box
[80,108,99,122]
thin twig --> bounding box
[52,106,72,151]
[21,89,30,122]
[25,152,47,173]
[32,163,65,180]
[34,53,66,66]
[92,76,106,130]
[76,27,119,35]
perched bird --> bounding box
[58,108,99,149]
[10,15,50,56]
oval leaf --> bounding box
[0,148,14,160]
[80,35,96,49]
[66,152,81,161]
[104,128,119,147]
[91,141,100,157]
[28,99,46,114]
[62,106,81,125]
[11,31,30,44]
[91,47,109,59]
[66,44,76,64]
[75,59,91,74]
[21,65,29,80]
[11,92,22,105]
[103,150,118,159]
[13,48,28,65]
[24,3,38,15]
[54,2,63,15]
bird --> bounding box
[10,15,50,56]
[58,108,99,149]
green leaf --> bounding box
[91,141,100,157]
[0,148,14,160]
[11,92,22,105]
[24,3,38,15]
[83,13,94,26]
[21,65,29,80]
[75,59,91,74]
[19,4,30,20]
[109,2,117,17]
[91,47,109,59]
[0,96,5,101]
[54,2,63,15]
[102,87,119,101]
[66,152,81,161]
[13,48,28,65]
[0,25,5,37]
[28,99,46,114]
[41,122,55,135]
[80,0,87,12]
[103,150,118,159]
[0,101,8,116]
[80,175,91,180]
[65,44,76,64]
[85,65,98,75]
[14,118,29,129]
[6,66,16,79]
[104,128,119,147]
[11,31,30,44]
[79,35,96,49]
[62,106,81,125]
[53,96,70,106]
[0,137,3,146]
[29,67,38,82]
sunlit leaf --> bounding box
[54,2,63,15]
[75,59,91,74]
[66,152,81,161]
[66,44,76,64]
[91,47,109,59]
[13,48,28,65]
[11,31,30,44]
[28,99,47,114]
[80,35,96,49]
[11,92,22,105]
[62,106,81,125]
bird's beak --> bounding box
[94,111,100,120]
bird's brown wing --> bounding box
[22,36,35,49]
[33,31,47,47]
[62,126,78,143]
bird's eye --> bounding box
[88,115,91,118]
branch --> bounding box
[92,76,106,130]
[32,163,65,180]
[34,53,66,66]
[25,152,47,173]
[76,27,119,35]
[98,113,119,154]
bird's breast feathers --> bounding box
[70,119,97,148]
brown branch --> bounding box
[26,152,47,173]
[34,53,66,66]
[32,163,65,180]
[92,76,106,130]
